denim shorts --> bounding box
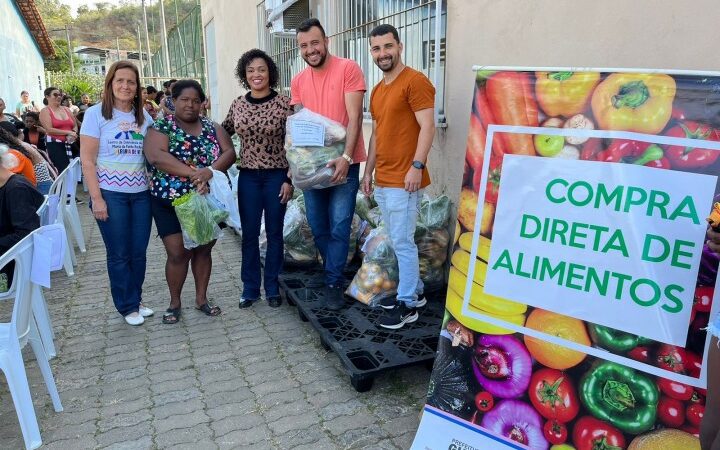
[150,195,182,238]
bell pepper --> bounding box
[484,72,538,156]
[593,139,665,166]
[588,324,652,353]
[580,361,658,434]
[591,73,676,134]
[663,121,720,168]
[693,286,713,313]
[535,71,601,117]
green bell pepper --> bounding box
[580,361,658,435]
[588,324,652,353]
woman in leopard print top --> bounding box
[222,49,293,309]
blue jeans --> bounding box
[303,163,360,286]
[93,189,152,316]
[374,186,423,306]
[37,181,52,195]
[237,168,287,299]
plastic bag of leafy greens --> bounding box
[172,191,223,249]
[355,191,377,225]
[346,226,399,306]
[283,200,319,266]
[415,222,451,292]
[419,194,452,230]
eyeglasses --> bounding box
[50,92,62,97]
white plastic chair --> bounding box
[63,159,86,254]
[48,167,75,276]
[0,232,63,450]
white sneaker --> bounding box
[124,312,145,326]
[139,304,154,317]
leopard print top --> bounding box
[222,91,293,170]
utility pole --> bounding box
[137,25,145,79]
[65,25,74,74]
[116,37,121,62]
[142,0,154,77]
[158,0,172,77]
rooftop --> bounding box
[14,0,55,57]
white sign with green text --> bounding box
[484,155,717,346]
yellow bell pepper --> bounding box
[535,71,601,117]
[591,73,676,134]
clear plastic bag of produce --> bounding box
[419,194,452,230]
[172,191,224,249]
[282,198,319,267]
[346,227,399,306]
[355,191,378,225]
[285,109,347,190]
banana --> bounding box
[445,288,526,335]
[448,266,528,316]
[451,249,487,285]
[458,232,491,262]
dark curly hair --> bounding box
[235,49,279,90]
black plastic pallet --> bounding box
[279,268,444,392]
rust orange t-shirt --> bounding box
[369,66,435,188]
[8,149,37,186]
[290,55,367,163]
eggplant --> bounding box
[427,337,474,418]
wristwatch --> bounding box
[412,160,426,169]
[342,154,354,164]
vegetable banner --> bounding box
[412,68,720,450]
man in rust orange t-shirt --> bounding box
[362,24,436,329]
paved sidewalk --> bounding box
[0,194,431,449]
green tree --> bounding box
[45,38,82,72]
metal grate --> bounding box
[256,0,446,118]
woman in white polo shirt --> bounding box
[80,60,154,326]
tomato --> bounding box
[657,396,685,428]
[572,416,626,450]
[474,391,494,412]
[544,420,568,445]
[656,378,693,401]
[687,403,705,427]
[529,368,580,423]
[655,344,686,373]
[627,346,650,364]
[473,154,503,203]
[684,351,702,378]
[690,390,706,405]
[694,286,713,313]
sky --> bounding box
[61,0,138,17]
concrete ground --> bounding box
[0,194,430,449]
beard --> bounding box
[375,55,397,72]
[303,50,327,68]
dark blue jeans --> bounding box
[237,168,287,299]
[303,163,359,286]
[94,189,152,316]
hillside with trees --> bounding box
[36,0,196,71]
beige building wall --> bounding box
[202,0,720,203]
[201,0,259,121]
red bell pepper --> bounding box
[594,140,666,168]
[664,121,720,168]
[485,72,538,156]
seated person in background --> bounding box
[22,111,47,151]
[0,97,22,127]
[62,95,80,116]
[0,143,44,287]
[0,122,57,192]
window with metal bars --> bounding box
[256,0,446,120]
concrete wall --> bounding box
[201,0,259,122]
[201,0,720,202]
[0,0,46,114]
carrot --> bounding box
[485,72,538,156]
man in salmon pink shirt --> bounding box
[290,18,366,311]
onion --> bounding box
[481,399,548,450]
[472,335,532,398]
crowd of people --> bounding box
[1,18,719,447]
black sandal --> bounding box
[162,307,182,324]
[195,303,221,316]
